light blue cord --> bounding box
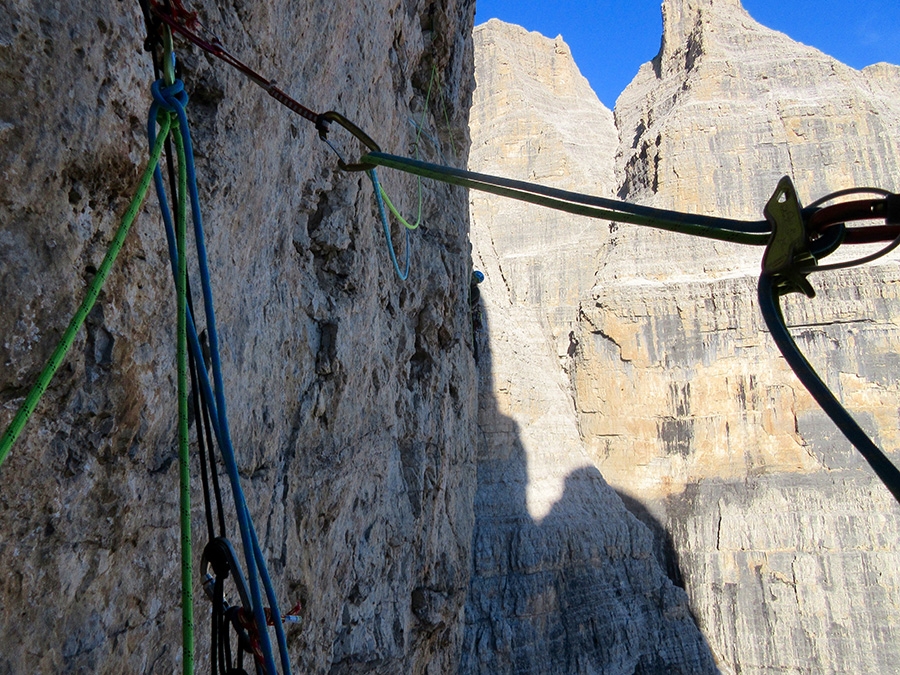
[320,137,411,280]
[368,168,410,280]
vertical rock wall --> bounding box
[463,20,718,674]
[468,2,900,675]
[0,1,476,673]
[602,1,900,673]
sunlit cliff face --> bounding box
[468,6,900,674]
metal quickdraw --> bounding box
[202,538,303,674]
[147,0,388,172]
[758,176,900,505]
[202,538,254,675]
[145,0,434,281]
[317,111,382,171]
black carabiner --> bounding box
[762,176,816,298]
[316,111,382,171]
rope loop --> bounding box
[151,78,189,114]
[369,168,411,280]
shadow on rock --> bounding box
[458,309,718,674]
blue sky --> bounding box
[474,1,900,109]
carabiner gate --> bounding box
[317,111,382,171]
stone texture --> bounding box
[613,0,900,275]
[0,1,476,673]
[466,19,618,328]
[463,20,717,674]
[468,4,900,675]
[600,5,900,673]
[669,473,900,674]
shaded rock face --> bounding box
[0,1,477,673]
[468,3,900,675]
[462,20,718,675]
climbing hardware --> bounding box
[1,1,900,674]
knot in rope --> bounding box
[151,78,189,115]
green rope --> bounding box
[435,68,458,157]
[170,114,195,675]
[158,28,195,675]
[0,116,172,469]
[376,64,442,231]
[363,152,771,246]
[379,188,420,230]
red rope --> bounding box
[149,0,321,125]
[809,198,900,244]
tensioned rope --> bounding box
[362,156,900,504]
[149,0,421,281]
[759,274,900,504]
[137,0,900,259]
[757,179,900,504]
[364,152,772,244]
[149,75,291,674]
[154,0,900,513]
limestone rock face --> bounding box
[463,20,717,674]
[613,0,900,276]
[598,3,900,673]
[468,3,900,675]
[468,18,618,323]
[0,1,476,673]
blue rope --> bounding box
[758,274,900,504]
[149,79,291,675]
[320,135,411,280]
[368,168,410,280]
[149,96,219,430]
